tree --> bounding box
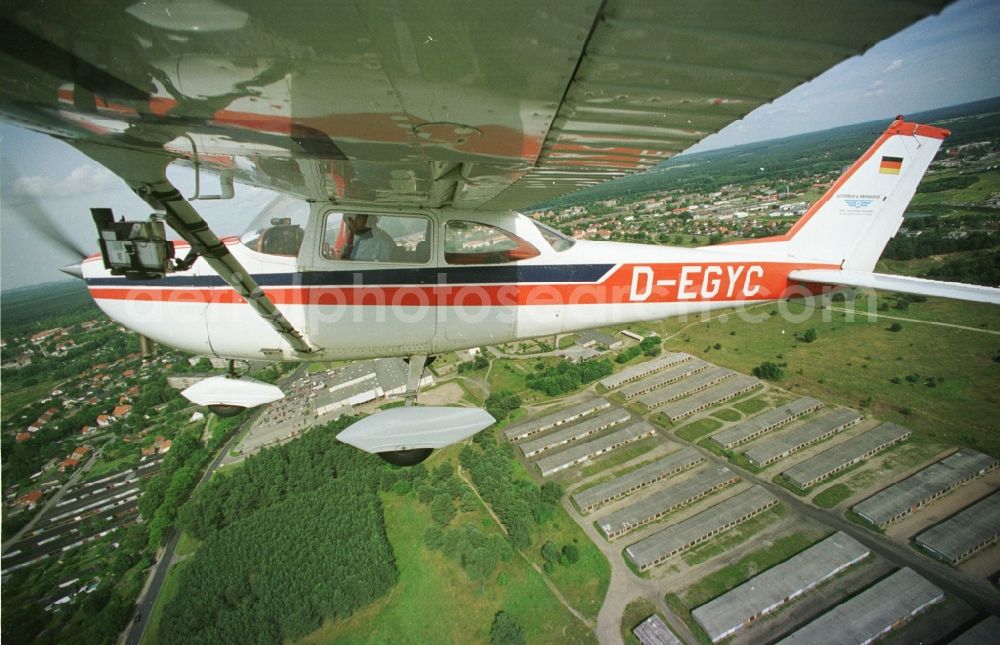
[540,481,563,505]
[431,493,456,526]
[888,322,903,332]
[541,540,561,564]
[560,544,580,565]
[752,361,784,381]
[490,611,525,645]
[802,328,818,343]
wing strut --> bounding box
[72,143,315,356]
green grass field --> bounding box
[651,298,1000,459]
[681,504,788,566]
[733,396,769,415]
[675,417,722,442]
[812,483,853,509]
[298,495,597,644]
[577,437,660,479]
[710,408,741,422]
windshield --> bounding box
[530,218,575,252]
[240,195,309,256]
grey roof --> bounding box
[775,568,944,645]
[656,375,762,422]
[372,357,408,390]
[600,353,692,390]
[638,366,734,409]
[572,447,704,512]
[915,490,1000,564]
[633,615,682,645]
[535,420,657,477]
[782,422,911,489]
[520,407,630,457]
[743,408,863,467]
[949,615,1000,645]
[313,376,378,409]
[692,531,870,642]
[618,359,709,399]
[853,450,999,527]
[599,464,738,538]
[503,397,611,441]
[711,397,823,448]
[577,329,621,347]
[625,486,778,569]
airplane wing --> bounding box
[0,1,948,212]
[789,269,1000,305]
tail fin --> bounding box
[729,118,949,271]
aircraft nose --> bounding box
[60,262,84,280]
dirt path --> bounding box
[457,466,594,629]
[825,306,1000,335]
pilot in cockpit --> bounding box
[342,213,395,261]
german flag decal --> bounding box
[879,156,903,175]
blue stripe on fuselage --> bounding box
[84,264,616,288]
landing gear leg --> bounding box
[403,354,434,407]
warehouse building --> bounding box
[599,464,739,539]
[535,420,657,477]
[600,353,691,390]
[519,408,630,458]
[852,449,998,528]
[656,375,763,422]
[572,447,704,513]
[782,422,911,490]
[776,568,944,645]
[638,366,734,410]
[313,358,434,415]
[743,408,863,468]
[711,397,823,449]
[914,490,1000,564]
[633,615,682,645]
[625,486,779,571]
[692,531,869,642]
[618,359,708,400]
[503,397,611,442]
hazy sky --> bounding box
[2,0,999,290]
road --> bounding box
[123,367,301,645]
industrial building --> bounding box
[600,353,691,390]
[914,490,1000,564]
[534,420,657,477]
[742,408,863,468]
[618,359,708,400]
[519,407,630,458]
[503,397,611,442]
[853,449,998,527]
[638,366,734,410]
[782,422,911,490]
[775,568,944,645]
[625,486,779,571]
[576,329,623,350]
[633,615,682,645]
[711,397,823,449]
[312,358,434,416]
[656,375,762,422]
[692,532,869,642]
[599,464,739,539]
[572,447,704,513]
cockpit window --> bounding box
[444,220,540,265]
[321,212,431,263]
[240,195,309,257]
[530,218,575,252]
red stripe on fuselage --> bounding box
[88,262,837,306]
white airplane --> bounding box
[2,1,996,464]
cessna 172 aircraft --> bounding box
[2,1,997,464]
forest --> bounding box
[526,358,614,396]
[163,417,397,644]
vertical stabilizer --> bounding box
[724,118,949,271]
[788,118,949,271]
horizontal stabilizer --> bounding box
[789,269,1000,305]
[338,407,495,454]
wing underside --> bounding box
[0,1,947,211]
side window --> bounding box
[321,212,430,263]
[444,221,541,265]
[240,195,309,257]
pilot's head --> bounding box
[346,213,373,234]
